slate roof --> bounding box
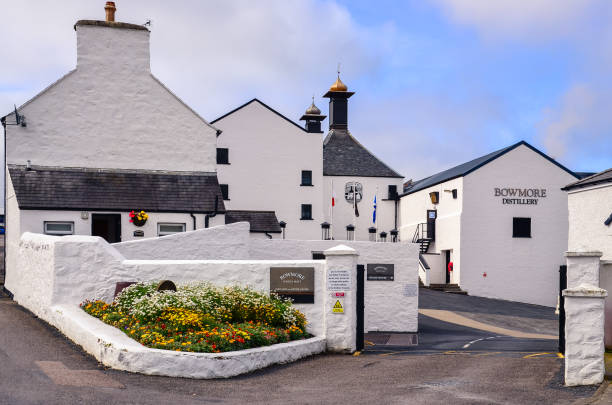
[323,129,403,178]
[8,165,226,213]
[562,168,612,191]
[402,141,579,195]
[225,210,282,233]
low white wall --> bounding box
[115,223,420,333]
[421,253,445,285]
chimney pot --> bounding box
[105,2,116,22]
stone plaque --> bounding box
[133,230,144,237]
[327,269,351,291]
[367,263,395,281]
[403,284,418,297]
[270,267,315,304]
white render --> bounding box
[10,232,390,377]
[214,100,323,240]
[5,24,218,172]
[324,175,404,242]
[567,182,612,260]
[563,251,607,386]
[114,223,420,333]
[399,144,578,306]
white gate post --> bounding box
[324,244,358,353]
[564,251,607,386]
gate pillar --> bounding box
[564,251,606,386]
[324,245,358,353]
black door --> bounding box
[426,210,436,240]
[445,250,451,284]
[91,214,122,243]
[559,265,567,354]
[356,264,365,352]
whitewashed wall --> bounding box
[115,223,420,333]
[5,24,218,172]
[601,262,612,349]
[214,101,323,240]
[324,175,403,242]
[461,145,577,307]
[568,184,612,260]
[399,177,463,284]
[18,209,225,242]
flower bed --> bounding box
[81,282,309,353]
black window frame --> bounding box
[513,217,531,238]
[301,204,313,220]
[220,184,229,200]
[216,148,229,164]
[387,185,398,200]
[301,170,313,186]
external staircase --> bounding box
[412,223,433,254]
[426,283,468,295]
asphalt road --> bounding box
[0,290,600,405]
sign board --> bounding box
[270,267,315,304]
[331,292,345,298]
[133,230,144,237]
[367,263,394,281]
[327,269,351,291]
[403,284,418,297]
[332,300,344,314]
[494,187,547,206]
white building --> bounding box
[399,141,580,307]
[2,5,226,281]
[563,169,612,259]
[212,76,404,241]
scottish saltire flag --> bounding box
[372,195,377,224]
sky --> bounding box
[1,0,611,184]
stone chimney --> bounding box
[74,2,151,74]
[104,2,116,22]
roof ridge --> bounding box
[211,98,307,133]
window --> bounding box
[216,148,229,164]
[513,217,531,238]
[220,184,229,200]
[158,223,186,236]
[44,221,74,236]
[312,251,325,260]
[301,204,313,220]
[301,170,313,186]
[388,185,398,200]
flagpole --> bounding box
[330,179,334,239]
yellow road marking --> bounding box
[474,351,502,357]
[364,340,375,346]
[353,351,361,356]
[523,352,554,359]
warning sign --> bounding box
[332,300,344,314]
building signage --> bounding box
[327,269,351,291]
[332,300,344,314]
[494,188,547,205]
[366,264,394,281]
[270,267,315,304]
[403,284,418,297]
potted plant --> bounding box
[129,210,149,227]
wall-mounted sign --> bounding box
[494,188,547,205]
[133,230,144,237]
[367,264,395,281]
[270,267,315,304]
[403,284,418,297]
[332,299,344,314]
[345,182,363,203]
[327,269,351,291]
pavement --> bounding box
[0,287,605,404]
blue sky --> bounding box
[1,0,611,180]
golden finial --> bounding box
[329,64,348,91]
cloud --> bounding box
[429,0,601,42]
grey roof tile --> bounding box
[323,129,403,178]
[563,167,612,191]
[225,210,281,233]
[8,165,225,213]
[402,141,579,195]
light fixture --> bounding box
[429,191,439,204]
